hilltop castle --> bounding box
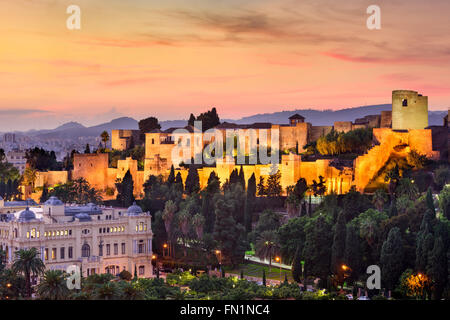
[31,90,448,199]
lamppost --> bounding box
[340,264,352,291]
[215,250,221,273]
[275,256,282,282]
[264,240,274,269]
[163,243,168,257]
[152,254,159,279]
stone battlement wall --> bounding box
[35,171,69,189]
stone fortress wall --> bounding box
[31,90,448,200]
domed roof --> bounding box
[44,196,63,206]
[74,213,92,221]
[127,202,143,216]
[18,208,36,222]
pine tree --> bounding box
[380,227,404,291]
[427,237,447,300]
[266,170,282,197]
[213,198,247,266]
[331,212,346,274]
[302,215,333,283]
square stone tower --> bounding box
[392,90,428,130]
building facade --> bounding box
[0,197,153,278]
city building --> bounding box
[0,197,153,278]
[6,150,27,174]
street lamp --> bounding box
[152,254,159,279]
[275,256,282,282]
[163,243,168,257]
[265,240,274,269]
[215,250,222,273]
[340,264,352,290]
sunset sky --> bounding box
[1,0,449,131]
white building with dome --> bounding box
[0,197,153,279]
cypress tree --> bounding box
[40,184,49,204]
[416,210,435,272]
[292,246,303,283]
[331,212,346,274]
[344,224,362,280]
[185,165,200,194]
[380,227,404,291]
[388,198,398,217]
[229,169,238,185]
[262,269,266,286]
[244,174,257,233]
[116,170,134,207]
[167,165,175,185]
[427,237,447,300]
[84,144,90,154]
[238,166,245,188]
[188,113,196,127]
[6,179,12,200]
[426,187,435,214]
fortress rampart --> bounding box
[28,90,447,200]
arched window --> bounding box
[402,99,408,107]
[81,243,90,257]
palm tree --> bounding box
[95,282,119,300]
[308,176,326,216]
[192,213,205,239]
[12,248,45,298]
[37,270,70,300]
[255,230,278,270]
[100,130,110,149]
[177,210,191,256]
[118,281,144,300]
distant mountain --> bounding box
[54,121,85,131]
[6,105,447,140]
[231,104,447,126]
[159,120,189,130]
[33,117,138,139]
